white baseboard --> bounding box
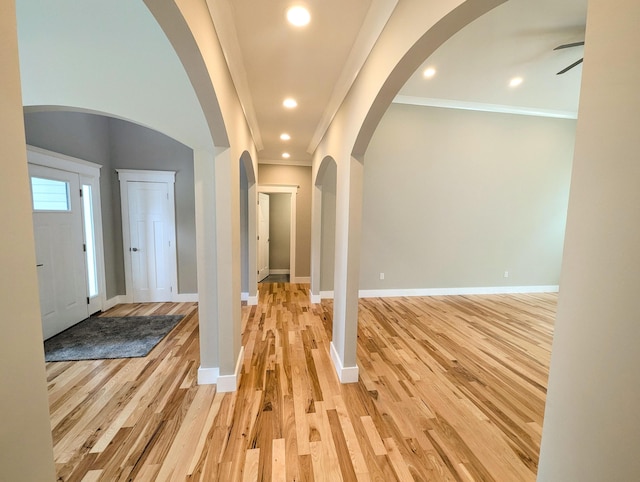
[269,269,290,275]
[197,346,245,392]
[309,292,321,304]
[217,346,244,392]
[330,342,359,383]
[197,366,219,385]
[103,294,131,311]
[174,293,198,302]
[242,292,258,305]
[312,290,340,302]
[292,276,311,284]
[358,285,559,298]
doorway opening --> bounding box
[257,185,297,283]
[312,156,337,299]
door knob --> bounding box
[131,247,139,252]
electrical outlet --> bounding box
[504,271,509,278]
[379,272,385,280]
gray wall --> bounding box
[361,103,576,290]
[24,110,197,298]
[23,111,121,296]
[258,164,312,278]
[269,193,291,270]
[109,118,197,294]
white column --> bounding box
[194,147,243,392]
[247,178,258,305]
[538,1,640,480]
[213,148,243,390]
[0,1,56,478]
[310,181,322,303]
[330,155,363,383]
[194,149,219,379]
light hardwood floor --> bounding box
[46,284,555,481]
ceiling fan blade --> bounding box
[554,41,585,50]
[557,58,584,75]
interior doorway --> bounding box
[257,185,297,283]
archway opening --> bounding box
[316,157,337,298]
[239,151,257,303]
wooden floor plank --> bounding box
[243,448,260,482]
[47,288,555,481]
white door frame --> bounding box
[27,145,106,314]
[257,192,270,282]
[117,169,178,302]
[257,185,298,282]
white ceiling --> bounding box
[207,0,398,163]
[213,0,586,165]
[16,0,587,165]
[398,0,587,117]
[16,0,213,151]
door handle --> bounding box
[131,247,139,252]
[36,264,44,267]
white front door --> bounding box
[126,181,173,302]
[258,192,270,281]
[30,164,89,339]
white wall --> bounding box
[0,1,55,478]
[16,0,211,151]
[361,103,575,291]
[537,0,640,479]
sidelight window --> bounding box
[82,184,99,298]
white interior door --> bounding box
[258,192,270,281]
[126,181,173,302]
[29,164,89,339]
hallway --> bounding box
[47,284,554,480]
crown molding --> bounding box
[393,95,578,119]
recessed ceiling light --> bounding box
[423,67,436,78]
[509,77,523,87]
[287,6,310,27]
[280,133,291,141]
[282,152,291,159]
[283,98,297,109]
